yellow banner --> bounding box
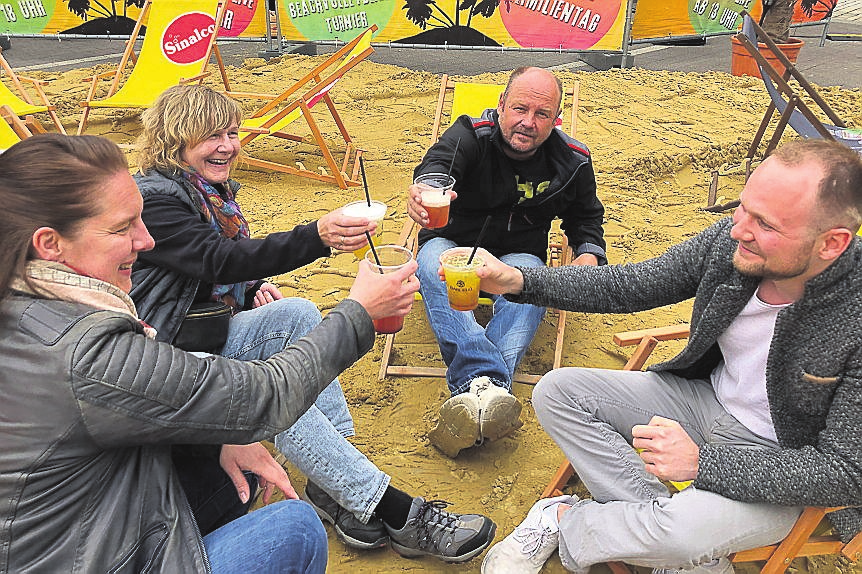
[631,0,832,40]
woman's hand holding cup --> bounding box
[349,256,420,332]
[318,207,380,252]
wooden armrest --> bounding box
[81,71,118,82]
[238,126,270,135]
[179,71,211,84]
[15,75,47,86]
[225,91,280,100]
[613,325,691,347]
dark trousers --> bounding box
[173,446,259,536]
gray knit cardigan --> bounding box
[515,218,862,542]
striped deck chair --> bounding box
[232,25,377,189]
[0,49,65,134]
[737,12,862,158]
[77,0,229,135]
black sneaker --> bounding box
[385,497,496,563]
[302,481,389,550]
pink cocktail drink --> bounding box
[365,244,414,335]
[373,315,405,334]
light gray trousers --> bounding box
[532,367,802,573]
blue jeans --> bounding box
[416,237,547,395]
[220,298,390,524]
[204,499,327,573]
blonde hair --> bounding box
[135,84,243,174]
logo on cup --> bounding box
[456,280,465,288]
[162,12,217,64]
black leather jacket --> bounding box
[0,295,373,572]
[131,169,329,344]
[416,108,606,264]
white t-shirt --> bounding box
[710,291,789,442]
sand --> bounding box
[16,52,862,573]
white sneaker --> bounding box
[470,376,523,441]
[428,392,480,458]
[652,557,734,574]
[481,495,577,574]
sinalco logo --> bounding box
[162,12,217,64]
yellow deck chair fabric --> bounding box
[378,74,578,384]
[449,82,504,121]
[0,104,32,150]
[77,0,226,134]
[233,25,377,189]
[0,50,66,133]
[0,109,22,149]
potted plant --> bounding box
[731,0,836,77]
[731,0,801,77]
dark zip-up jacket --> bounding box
[130,169,329,343]
[415,108,606,264]
[513,218,862,542]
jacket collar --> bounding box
[801,236,861,299]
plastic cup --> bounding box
[415,173,455,229]
[343,200,386,260]
[439,247,484,312]
[365,244,414,334]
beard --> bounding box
[500,128,542,157]
[732,244,812,280]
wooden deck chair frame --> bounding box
[77,0,231,135]
[541,325,862,574]
[735,11,853,160]
[1,103,33,149]
[231,25,377,189]
[377,74,579,385]
[0,48,66,134]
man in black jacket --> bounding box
[407,67,606,457]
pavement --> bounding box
[2,11,860,88]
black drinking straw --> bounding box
[446,137,461,185]
[359,155,372,207]
[365,231,383,271]
[357,156,382,270]
[467,215,492,265]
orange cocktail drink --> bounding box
[415,173,455,229]
[440,247,484,311]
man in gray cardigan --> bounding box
[476,140,862,574]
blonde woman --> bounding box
[130,85,497,562]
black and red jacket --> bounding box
[415,108,606,264]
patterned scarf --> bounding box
[11,260,157,339]
[181,169,255,312]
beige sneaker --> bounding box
[428,392,480,458]
[481,494,577,574]
[471,377,523,442]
